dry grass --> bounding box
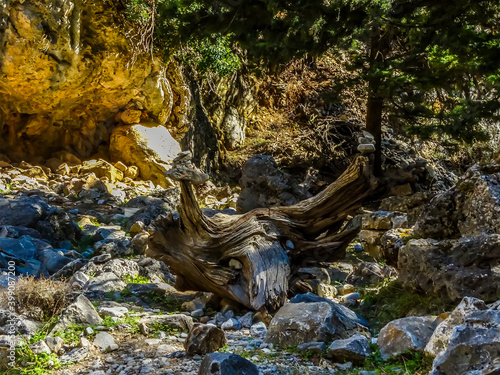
[0,276,73,321]
[225,53,366,178]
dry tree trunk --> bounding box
[148,153,377,312]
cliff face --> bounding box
[0,0,188,162]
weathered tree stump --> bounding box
[148,152,377,311]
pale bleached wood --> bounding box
[148,156,377,311]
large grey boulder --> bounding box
[398,234,500,303]
[265,293,369,348]
[415,164,500,239]
[430,309,500,375]
[377,316,441,360]
[50,294,103,335]
[425,297,487,357]
[236,155,311,213]
[198,352,259,375]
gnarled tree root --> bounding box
[148,155,377,311]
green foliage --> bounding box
[9,346,62,375]
[124,0,241,77]
[73,234,94,253]
[53,324,89,346]
[145,0,500,144]
[338,347,433,375]
[124,274,150,284]
[354,280,450,334]
[149,321,183,336]
[145,291,183,312]
[182,35,241,77]
[0,183,11,194]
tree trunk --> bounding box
[366,30,386,177]
[148,154,377,311]
[366,91,383,176]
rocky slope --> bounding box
[0,0,190,163]
[0,152,499,375]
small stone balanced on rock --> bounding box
[357,131,376,154]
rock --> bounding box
[0,195,80,246]
[50,294,103,335]
[342,292,360,304]
[98,305,128,318]
[377,316,441,360]
[198,352,259,375]
[378,228,409,266]
[357,144,376,153]
[228,258,242,270]
[139,314,194,333]
[37,249,73,275]
[317,284,337,299]
[68,271,90,289]
[59,347,90,364]
[0,0,176,161]
[131,232,149,254]
[125,194,178,232]
[390,183,413,197]
[0,310,42,336]
[298,267,331,284]
[80,159,123,182]
[236,155,311,213]
[84,272,127,294]
[181,293,211,313]
[327,334,371,364]
[184,324,227,355]
[358,230,385,258]
[130,221,146,237]
[93,332,118,352]
[110,124,181,188]
[361,211,395,230]
[45,336,64,353]
[29,340,51,355]
[125,166,140,179]
[415,163,500,239]
[296,342,326,356]
[191,309,204,318]
[398,235,500,303]
[239,312,254,328]
[430,309,500,375]
[425,297,487,357]
[265,293,369,348]
[92,226,127,242]
[101,258,140,279]
[221,318,242,331]
[137,257,175,284]
[338,284,356,295]
[250,322,267,338]
[114,161,127,172]
[347,262,398,287]
[93,239,133,257]
[379,192,432,225]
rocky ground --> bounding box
[0,147,499,375]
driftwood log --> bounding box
[148,153,378,311]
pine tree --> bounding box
[133,0,500,174]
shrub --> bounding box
[0,276,73,321]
